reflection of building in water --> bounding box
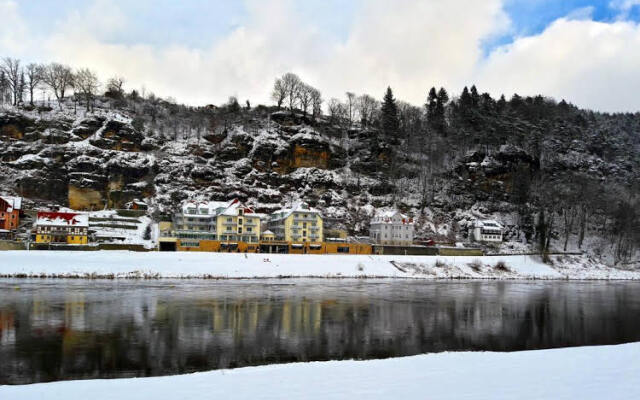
[4,282,640,385]
[0,310,16,346]
[64,294,86,332]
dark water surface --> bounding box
[1,279,639,384]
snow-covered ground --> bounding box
[1,251,639,279]
[2,343,638,400]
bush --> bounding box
[494,260,510,272]
[468,259,482,272]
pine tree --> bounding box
[496,94,506,113]
[425,87,438,125]
[381,86,399,140]
[470,85,480,108]
[436,87,448,134]
[459,86,472,110]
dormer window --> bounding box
[239,209,244,216]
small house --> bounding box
[0,196,22,238]
[469,220,504,243]
[35,211,89,245]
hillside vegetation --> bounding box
[1,60,639,264]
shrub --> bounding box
[494,260,510,272]
[468,259,482,272]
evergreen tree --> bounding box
[496,94,506,113]
[470,85,480,108]
[459,86,472,115]
[425,87,438,125]
[381,86,399,140]
[436,87,448,131]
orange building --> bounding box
[0,196,22,237]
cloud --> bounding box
[0,0,30,56]
[476,18,640,112]
[2,0,640,112]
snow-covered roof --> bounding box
[0,195,22,211]
[181,200,230,216]
[371,209,413,224]
[269,202,322,222]
[180,198,256,218]
[219,199,256,216]
[473,219,504,230]
[262,230,274,235]
[36,211,88,227]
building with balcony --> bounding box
[0,195,22,239]
[173,199,261,246]
[370,209,415,246]
[267,202,323,243]
[34,211,89,244]
[469,219,503,243]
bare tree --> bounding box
[1,57,21,106]
[75,68,100,112]
[298,83,313,116]
[281,72,301,112]
[106,76,125,98]
[43,63,75,110]
[328,98,343,124]
[357,94,378,127]
[310,87,322,121]
[345,91,356,126]
[0,71,7,106]
[271,78,286,109]
[25,63,44,106]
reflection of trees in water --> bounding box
[1,282,640,384]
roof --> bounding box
[181,198,256,218]
[269,202,321,222]
[36,211,89,227]
[371,209,413,224]
[473,219,503,230]
[0,195,22,211]
[181,200,230,216]
[262,230,274,235]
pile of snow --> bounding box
[2,251,639,280]
[2,343,638,400]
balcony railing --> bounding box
[293,215,317,222]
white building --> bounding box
[370,210,414,246]
[469,220,504,242]
[173,199,261,244]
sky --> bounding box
[2,0,640,112]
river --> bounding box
[1,279,639,384]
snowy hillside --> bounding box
[1,87,639,267]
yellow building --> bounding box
[267,202,323,243]
[172,199,261,249]
[35,211,89,244]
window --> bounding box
[247,227,252,232]
[239,209,244,216]
[226,226,232,231]
[227,217,232,222]
[238,219,243,225]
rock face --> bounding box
[1,99,637,252]
[0,108,364,214]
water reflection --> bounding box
[1,279,639,384]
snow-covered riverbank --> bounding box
[1,250,639,279]
[2,343,638,400]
